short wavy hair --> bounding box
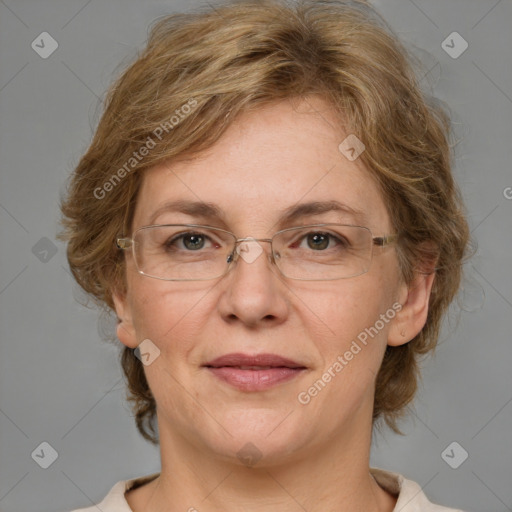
[59,0,470,444]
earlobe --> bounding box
[388,271,436,347]
[112,289,138,349]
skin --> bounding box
[113,96,435,512]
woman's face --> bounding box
[114,97,409,465]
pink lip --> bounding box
[203,353,307,392]
[205,353,304,368]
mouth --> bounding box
[203,353,307,392]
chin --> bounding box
[197,409,314,467]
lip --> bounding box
[203,352,307,392]
[205,353,304,368]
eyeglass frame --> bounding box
[116,223,398,282]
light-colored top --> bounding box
[70,467,465,512]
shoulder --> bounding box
[370,467,466,512]
[68,480,128,512]
[69,473,160,512]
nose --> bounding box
[216,238,289,327]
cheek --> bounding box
[128,276,215,358]
[296,277,399,417]
[310,271,398,365]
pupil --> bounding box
[308,233,328,250]
[184,235,204,250]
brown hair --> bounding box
[59,0,470,444]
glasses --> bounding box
[116,223,397,281]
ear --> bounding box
[112,288,139,349]
[387,270,436,347]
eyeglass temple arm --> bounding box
[116,237,132,249]
[372,234,398,247]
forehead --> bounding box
[133,97,390,233]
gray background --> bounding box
[0,1,511,511]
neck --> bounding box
[131,415,396,512]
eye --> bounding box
[294,231,349,251]
[305,232,329,250]
[165,232,218,251]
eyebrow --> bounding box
[147,199,368,228]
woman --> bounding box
[60,1,469,510]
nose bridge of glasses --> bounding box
[235,236,273,244]
[228,236,277,267]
